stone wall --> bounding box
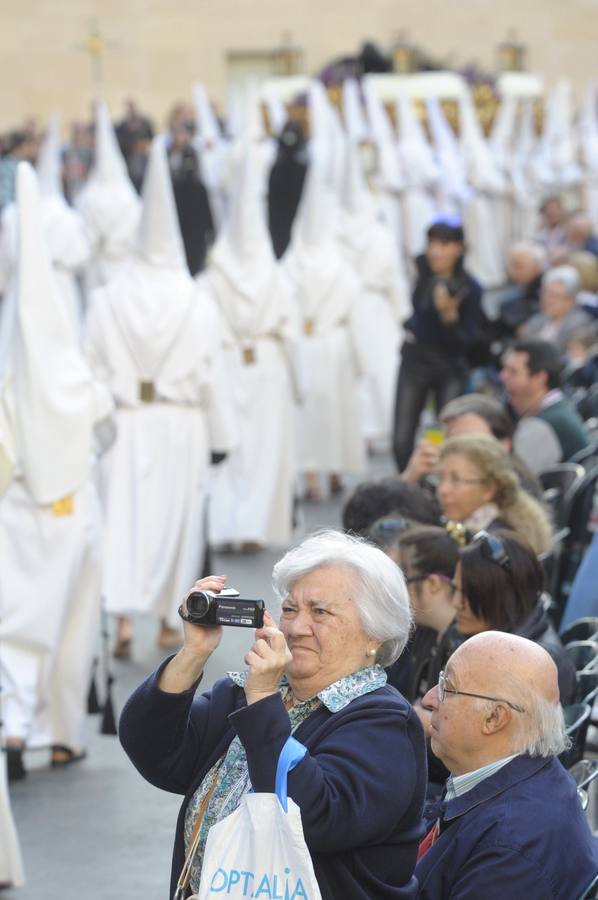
[2,0,598,130]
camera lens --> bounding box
[186,591,210,619]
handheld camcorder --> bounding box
[178,588,265,629]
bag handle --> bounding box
[275,736,307,812]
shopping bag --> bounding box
[195,736,323,900]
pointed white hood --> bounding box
[237,80,267,143]
[12,163,104,503]
[306,80,345,221]
[308,80,336,182]
[340,139,387,256]
[209,141,276,300]
[458,89,506,193]
[426,97,471,207]
[341,141,372,214]
[36,115,63,197]
[510,100,536,202]
[262,82,288,138]
[490,94,518,173]
[342,78,369,143]
[91,99,133,185]
[396,88,439,187]
[286,146,342,295]
[362,77,403,192]
[135,135,186,270]
[292,144,337,249]
[542,81,583,188]
[193,82,222,145]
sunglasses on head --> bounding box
[472,530,511,572]
[369,517,408,538]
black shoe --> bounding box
[50,744,87,768]
[5,746,26,782]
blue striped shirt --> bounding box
[446,755,519,800]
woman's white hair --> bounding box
[272,529,412,666]
[543,265,581,298]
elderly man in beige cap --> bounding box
[416,631,598,899]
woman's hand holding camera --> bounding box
[433,283,460,323]
[244,611,293,706]
[158,576,226,694]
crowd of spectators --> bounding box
[2,93,598,895]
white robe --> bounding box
[0,462,102,751]
[86,263,236,626]
[284,248,367,474]
[0,396,24,887]
[199,265,299,546]
[341,221,410,443]
[0,197,89,332]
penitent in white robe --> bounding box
[86,264,236,627]
[0,160,112,758]
[0,397,24,890]
[341,221,410,445]
[200,265,299,547]
[284,250,367,475]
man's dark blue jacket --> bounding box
[416,754,598,899]
[119,659,427,900]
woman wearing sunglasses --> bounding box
[435,434,553,555]
[447,530,576,704]
[383,526,460,703]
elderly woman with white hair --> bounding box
[119,530,427,900]
[519,264,592,353]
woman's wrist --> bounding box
[158,646,210,693]
[244,687,280,706]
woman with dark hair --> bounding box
[450,530,576,704]
[393,217,483,471]
[342,477,442,537]
[384,526,459,702]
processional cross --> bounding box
[75,20,121,93]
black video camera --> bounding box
[178,588,265,629]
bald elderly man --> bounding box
[416,632,598,899]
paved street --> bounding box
[5,456,392,900]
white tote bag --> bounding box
[194,737,322,900]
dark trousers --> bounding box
[393,341,468,471]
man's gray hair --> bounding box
[493,671,571,758]
[509,241,548,269]
[543,265,581,298]
[516,694,571,758]
[272,529,412,666]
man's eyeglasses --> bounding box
[406,573,459,596]
[472,530,511,572]
[438,669,525,713]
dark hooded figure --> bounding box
[167,123,215,276]
[267,120,308,259]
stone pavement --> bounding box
[5,456,392,900]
